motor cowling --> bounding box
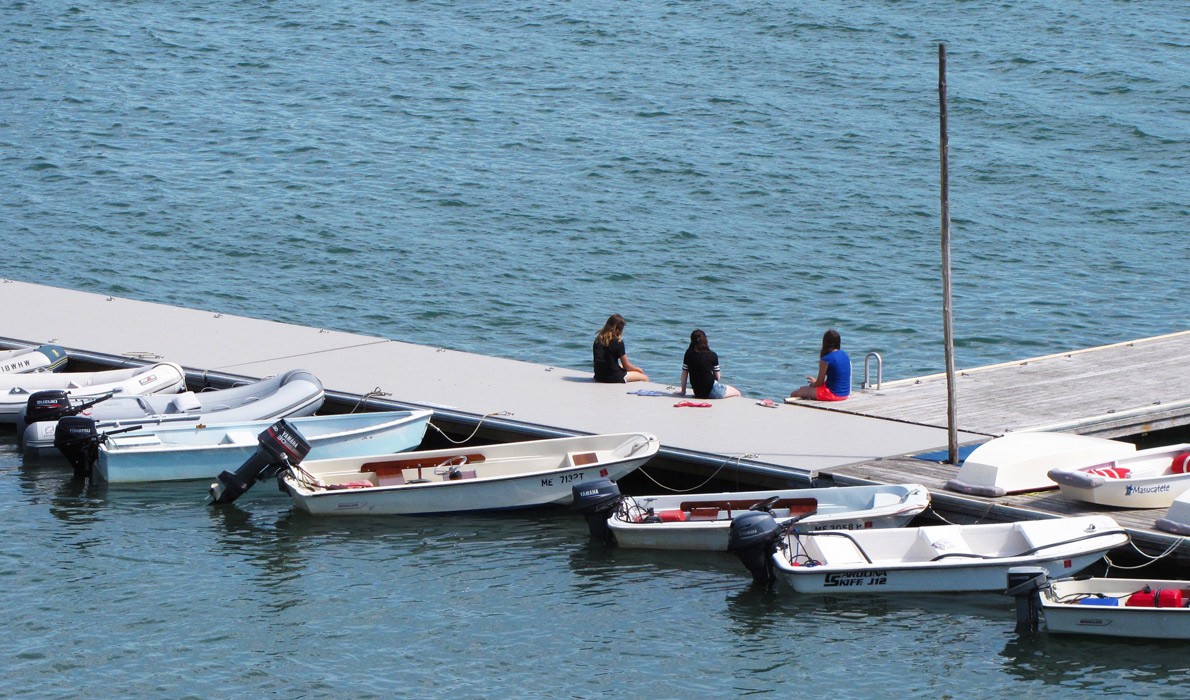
[728,510,782,586]
[54,415,100,479]
[208,419,312,505]
[571,479,622,545]
[25,390,74,425]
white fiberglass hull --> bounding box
[282,433,660,515]
[773,515,1127,594]
[1039,577,1190,639]
[96,410,431,483]
[609,483,929,550]
[1047,443,1190,509]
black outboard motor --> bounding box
[53,415,101,479]
[208,419,311,505]
[727,510,783,586]
[25,390,74,425]
[1004,566,1050,634]
[571,479,623,545]
[25,390,114,425]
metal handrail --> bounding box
[862,352,883,390]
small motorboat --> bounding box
[19,369,326,458]
[945,432,1137,497]
[1155,489,1190,536]
[277,432,660,515]
[58,410,433,483]
[0,345,68,374]
[1006,568,1190,639]
[728,513,1128,592]
[577,483,929,550]
[0,362,186,423]
[1047,443,1190,509]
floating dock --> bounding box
[1,279,1186,563]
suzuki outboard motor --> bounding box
[208,419,311,505]
[24,390,73,426]
[571,479,622,545]
[727,510,782,586]
[53,415,101,479]
[1004,566,1050,634]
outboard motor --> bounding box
[727,510,783,586]
[24,390,74,426]
[1004,566,1050,634]
[53,415,101,479]
[571,479,622,545]
[24,390,114,425]
[208,419,311,505]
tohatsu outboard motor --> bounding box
[728,510,783,586]
[571,479,623,546]
[208,419,311,505]
[53,416,142,479]
[53,415,101,479]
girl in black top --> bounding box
[677,329,740,399]
[592,313,648,383]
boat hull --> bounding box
[282,433,660,515]
[1048,443,1190,508]
[946,432,1136,497]
[0,345,68,374]
[772,515,1127,594]
[22,369,326,458]
[1040,577,1190,639]
[0,362,186,423]
[609,484,929,550]
[95,411,431,483]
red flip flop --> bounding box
[674,401,712,408]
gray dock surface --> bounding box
[2,280,1186,560]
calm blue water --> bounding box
[2,1,1188,696]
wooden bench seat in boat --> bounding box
[677,497,817,519]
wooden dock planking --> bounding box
[821,331,1190,438]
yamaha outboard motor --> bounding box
[1004,566,1050,634]
[208,419,311,505]
[727,510,782,586]
[571,479,622,545]
[53,415,101,479]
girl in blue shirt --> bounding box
[790,329,851,401]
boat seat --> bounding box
[867,492,903,509]
[377,473,406,487]
[219,430,259,446]
[913,527,975,560]
[570,452,599,466]
[169,392,202,413]
[809,534,868,565]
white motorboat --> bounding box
[729,513,1127,592]
[1006,569,1190,639]
[596,483,929,551]
[1155,489,1190,536]
[279,432,660,515]
[945,432,1137,497]
[80,410,433,483]
[19,369,326,457]
[1047,443,1190,509]
[0,362,186,423]
[0,345,68,373]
